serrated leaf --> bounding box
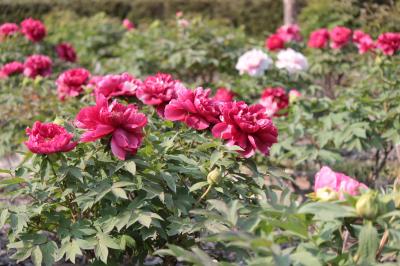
[356,221,379,264]
[40,241,58,266]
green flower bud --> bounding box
[315,187,339,202]
[356,192,379,220]
[207,168,221,185]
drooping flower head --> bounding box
[260,87,289,117]
[20,18,46,42]
[0,23,19,38]
[236,49,273,77]
[56,43,77,62]
[23,54,52,78]
[330,26,352,49]
[164,87,220,130]
[213,87,235,102]
[276,24,302,42]
[212,102,278,158]
[353,30,376,54]
[0,61,24,78]
[307,28,330,49]
[136,73,184,116]
[56,68,91,101]
[24,121,77,154]
[376,32,400,56]
[94,73,142,99]
[123,19,135,31]
[275,48,308,74]
[75,95,147,160]
[314,166,368,201]
[265,33,285,51]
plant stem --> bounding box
[196,184,212,205]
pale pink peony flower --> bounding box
[20,18,46,42]
[314,166,368,200]
[265,33,285,51]
[330,26,352,49]
[212,101,278,158]
[236,49,273,77]
[275,48,308,74]
[308,28,330,49]
[213,88,235,102]
[123,19,135,31]
[24,121,77,154]
[23,54,52,78]
[56,43,77,62]
[75,95,147,160]
[177,19,190,28]
[56,68,90,101]
[176,11,183,18]
[0,61,24,78]
[376,32,400,56]
[94,73,142,99]
[260,87,289,117]
[353,30,376,54]
[136,73,184,117]
[0,23,19,38]
[276,24,302,42]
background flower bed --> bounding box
[0,1,400,265]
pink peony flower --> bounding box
[24,121,77,154]
[20,18,46,42]
[212,101,278,158]
[56,68,91,101]
[176,11,183,18]
[276,24,302,42]
[75,95,147,160]
[56,43,77,62]
[0,61,24,78]
[164,87,220,130]
[307,28,330,49]
[275,48,308,74]
[136,73,184,116]
[260,87,289,117]
[178,19,190,28]
[213,88,235,102]
[123,19,135,31]
[353,31,375,54]
[0,23,19,38]
[265,33,285,51]
[236,49,273,77]
[330,26,352,49]
[376,32,400,56]
[314,166,368,200]
[94,73,142,99]
[23,54,52,78]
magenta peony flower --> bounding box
[75,95,147,160]
[23,54,52,78]
[94,73,142,99]
[56,43,77,62]
[314,166,368,200]
[260,87,289,117]
[20,18,46,42]
[164,87,220,130]
[123,19,135,31]
[276,24,302,42]
[0,61,24,78]
[330,26,352,49]
[376,32,400,56]
[265,33,285,51]
[213,88,235,102]
[136,73,184,116]
[24,121,77,154]
[307,28,330,49]
[56,68,91,101]
[212,102,278,158]
[0,23,19,38]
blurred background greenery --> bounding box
[0,0,399,36]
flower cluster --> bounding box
[23,54,53,78]
[56,43,77,62]
[0,23,19,39]
[0,61,24,78]
[20,18,46,42]
[56,68,91,100]
[265,24,302,51]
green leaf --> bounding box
[0,209,9,228]
[124,161,136,175]
[31,246,43,266]
[138,213,152,228]
[298,202,356,221]
[111,188,128,199]
[356,221,379,265]
[40,241,58,266]
[189,181,208,192]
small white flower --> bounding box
[275,48,308,74]
[235,49,273,77]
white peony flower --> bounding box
[235,49,273,77]
[275,48,308,74]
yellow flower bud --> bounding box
[315,187,339,202]
[356,192,379,220]
[207,168,222,185]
